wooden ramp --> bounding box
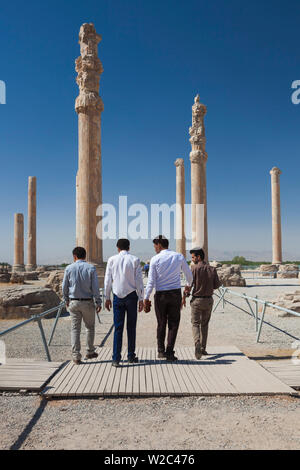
[0,359,63,392]
[42,346,294,398]
[262,360,300,389]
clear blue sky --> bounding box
[0,0,300,264]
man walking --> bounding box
[104,239,144,367]
[62,247,102,365]
[144,235,193,361]
[184,248,221,360]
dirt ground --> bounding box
[1,277,300,450]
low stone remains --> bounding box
[10,272,25,284]
[277,264,299,279]
[210,261,222,268]
[216,265,246,287]
[0,273,10,283]
[259,264,278,277]
[0,286,60,319]
[271,291,300,317]
[45,270,65,299]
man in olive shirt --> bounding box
[184,248,221,360]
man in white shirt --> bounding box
[144,235,193,361]
[104,239,144,367]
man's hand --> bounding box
[105,299,112,311]
[96,305,101,313]
[184,286,191,296]
[138,300,144,312]
[144,299,151,313]
[181,295,186,309]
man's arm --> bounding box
[144,259,157,300]
[91,267,102,308]
[135,259,144,301]
[181,256,193,286]
[213,268,222,290]
[62,268,70,305]
[104,258,113,311]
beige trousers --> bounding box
[190,297,214,351]
[68,300,96,360]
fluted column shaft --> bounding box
[26,176,37,271]
[270,167,282,264]
[175,158,186,257]
[13,213,24,272]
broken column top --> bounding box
[270,167,282,175]
[174,158,184,167]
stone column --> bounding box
[26,176,37,271]
[13,213,24,272]
[270,167,282,264]
[174,158,186,257]
[75,23,104,268]
[189,95,208,260]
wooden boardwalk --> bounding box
[262,360,300,389]
[42,346,294,398]
[0,359,63,391]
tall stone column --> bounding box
[13,213,24,272]
[174,158,186,257]
[26,176,37,271]
[189,95,208,260]
[270,167,282,264]
[75,23,104,267]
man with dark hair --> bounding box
[104,239,144,367]
[62,247,102,365]
[184,247,221,360]
[144,235,193,361]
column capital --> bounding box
[189,150,207,163]
[75,23,104,115]
[174,158,184,167]
[270,167,282,176]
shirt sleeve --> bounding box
[145,258,157,300]
[62,268,70,303]
[91,267,102,306]
[181,256,193,286]
[135,259,144,301]
[104,258,113,301]
[213,268,222,290]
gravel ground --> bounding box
[1,277,300,450]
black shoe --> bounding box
[157,352,167,359]
[73,359,82,365]
[84,352,98,360]
[128,356,139,364]
[201,350,208,356]
[166,353,178,362]
[112,360,120,367]
[195,342,202,360]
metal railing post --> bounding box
[256,302,267,343]
[48,303,64,346]
[36,317,51,362]
[255,295,258,332]
[214,287,227,312]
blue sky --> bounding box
[0,0,300,264]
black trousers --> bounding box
[154,289,182,354]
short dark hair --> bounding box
[117,238,130,251]
[153,235,169,249]
[72,246,86,259]
[190,248,205,260]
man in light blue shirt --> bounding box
[62,246,101,364]
[144,235,193,361]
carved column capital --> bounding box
[270,167,282,176]
[174,158,184,167]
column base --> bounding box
[12,264,25,272]
[25,264,37,272]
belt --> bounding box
[156,289,181,294]
[192,295,212,298]
[70,298,93,301]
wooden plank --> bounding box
[152,349,168,395]
[144,348,154,395]
[138,348,147,396]
[85,347,111,395]
[179,347,211,394]
[176,347,201,394]
[96,348,115,395]
[110,349,127,396]
[149,348,161,395]
[118,349,129,396]
[131,347,140,395]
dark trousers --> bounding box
[113,291,138,362]
[154,289,182,354]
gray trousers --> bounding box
[68,300,96,360]
[190,297,214,351]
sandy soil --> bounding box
[1,277,300,450]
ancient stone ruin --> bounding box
[271,290,300,317]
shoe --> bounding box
[112,360,120,367]
[195,342,202,360]
[84,352,98,360]
[128,356,139,364]
[157,352,167,359]
[166,352,178,362]
[73,359,82,365]
[201,350,208,356]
